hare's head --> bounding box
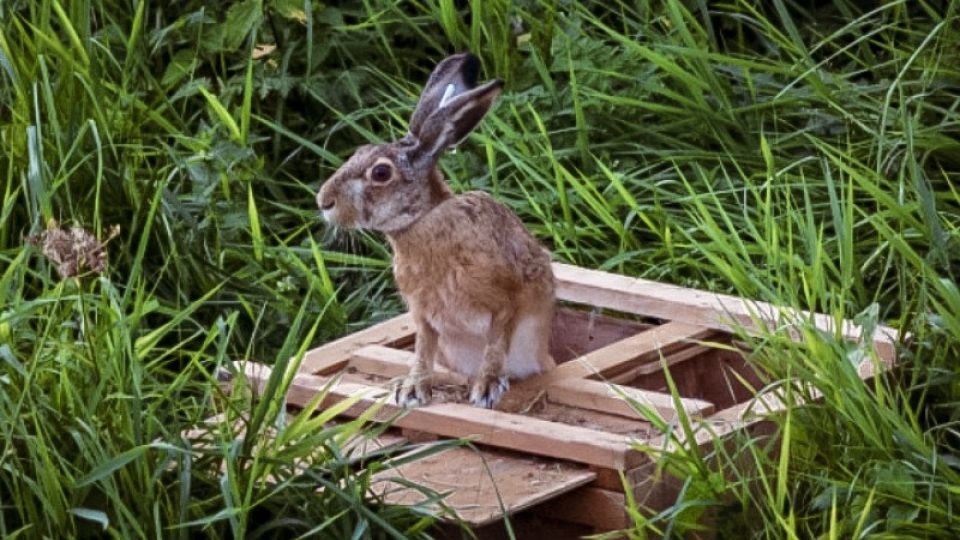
[317,53,503,232]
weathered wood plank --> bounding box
[233,361,646,469]
[346,345,713,422]
[347,345,469,386]
[604,343,709,384]
[590,464,650,492]
[553,262,899,363]
[300,314,415,375]
[547,378,715,422]
[511,322,712,398]
[550,308,652,363]
[534,486,629,530]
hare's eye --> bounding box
[370,164,393,183]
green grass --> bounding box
[1,0,959,538]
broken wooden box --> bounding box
[226,263,898,532]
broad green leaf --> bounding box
[223,0,263,51]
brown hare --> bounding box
[317,52,555,408]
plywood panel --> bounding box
[372,446,596,526]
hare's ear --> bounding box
[403,53,503,168]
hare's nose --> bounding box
[317,192,335,211]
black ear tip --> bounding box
[460,53,481,87]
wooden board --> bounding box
[344,344,714,423]
[211,262,901,534]
[550,308,652,363]
[605,343,709,384]
[547,378,715,422]
[534,486,629,530]
[628,347,763,411]
[300,314,416,375]
[231,361,647,469]
[518,401,656,438]
[371,446,596,527]
[521,322,712,387]
[347,345,469,387]
[553,262,899,364]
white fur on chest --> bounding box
[425,309,543,380]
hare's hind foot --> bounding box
[469,373,509,409]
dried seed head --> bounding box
[25,220,120,279]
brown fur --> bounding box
[317,53,555,408]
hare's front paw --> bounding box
[393,373,432,408]
[469,373,509,409]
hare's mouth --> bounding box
[321,209,358,229]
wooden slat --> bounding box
[710,392,787,424]
[347,345,469,386]
[620,461,689,514]
[550,308,652,363]
[642,392,789,453]
[300,314,415,374]
[547,378,715,422]
[553,262,899,363]
[518,401,655,439]
[590,464,650,492]
[372,446,596,527]
[605,343,708,384]
[346,345,714,422]
[552,321,711,380]
[234,361,646,469]
[512,322,712,397]
[347,346,409,378]
[534,487,629,530]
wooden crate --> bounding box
[225,263,899,533]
